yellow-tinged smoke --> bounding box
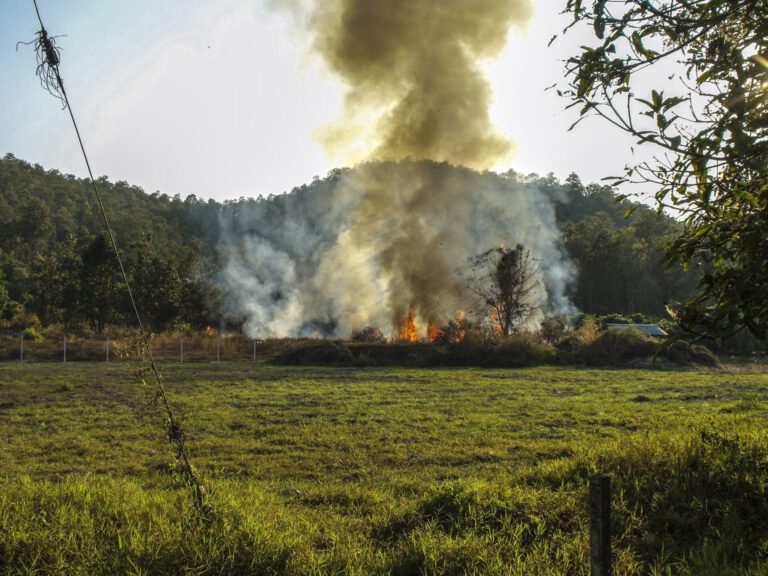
[274,0,533,169]
[218,1,576,340]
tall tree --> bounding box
[0,250,9,318]
[471,244,540,336]
[80,233,124,333]
[130,237,182,332]
[559,0,768,340]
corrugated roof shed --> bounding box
[606,323,668,337]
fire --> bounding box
[399,308,440,342]
[399,308,419,342]
[427,320,439,342]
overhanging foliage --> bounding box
[559,0,768,340]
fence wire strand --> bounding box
[23,0,209,517]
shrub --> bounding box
[22,326,44,342]
[7,305,41,330]
[571,329,657,366]
[273,341,354,366]
[438,331,555,368]
[351,326,386,343]
[664,340,721,368]
[433,319,469,344]
[599,313,633,326]
[492,332,557,367]
[347,342,442,367]
[539,314,567,345]
[575,316,600,346]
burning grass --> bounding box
[1,363,768,574]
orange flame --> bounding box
[427,320,439,342]
[398,308,441,343]
[399,308,419,342]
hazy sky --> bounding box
[1,0,643,202]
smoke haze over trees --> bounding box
[0,153,695,337]
[218,160,573,339]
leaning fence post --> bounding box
[19,332,24,362]
[590,474,612,576]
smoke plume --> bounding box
[219,161,573,338]
[272,0,533,168]
[217,0,575,338]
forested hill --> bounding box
[0,153,694,333]
[532,171,697,316]
[0,153,219,332]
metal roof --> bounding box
[606,323,668,337]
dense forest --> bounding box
[0,153,695,335]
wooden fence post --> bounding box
[106,337,110,363]
[180,338,184,363]
[590,474,612,576]
[19,332,24,362]
[63,335,67,363]
[216,332,221,362]
[253,339,256,362]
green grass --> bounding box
[1,363,767,574]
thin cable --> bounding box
[32,0,44,29]
[30,0,207,512]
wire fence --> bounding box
[0,331,279,363]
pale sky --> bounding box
[1,0,644,202]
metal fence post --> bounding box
[590,474,612,576]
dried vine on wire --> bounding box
[16,28,66,107]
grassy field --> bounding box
[1,362,767,575]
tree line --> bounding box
[0,153,695,334]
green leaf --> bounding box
[637,98,655,111]
[631,31,659,60]
[651,90,662,110]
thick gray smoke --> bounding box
[216,0,574,338]
[219,161,574,338]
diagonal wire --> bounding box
[29,0,207,512]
